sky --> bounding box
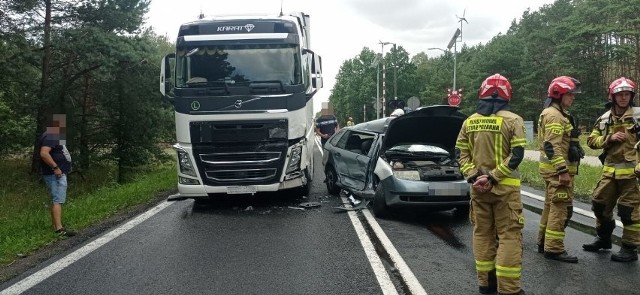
[146,0,555,112]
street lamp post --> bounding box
[453,42,457,91]
[379,41,395,117]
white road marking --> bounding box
[0,201,173,295]
[520,190,623,228]
[341,197,398,295]
[362,209,428,295]
[315,135,323,157]
[324,139,426,294]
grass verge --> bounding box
[526,134,602,157]
[519,159,600,202]
[0,160,176,267]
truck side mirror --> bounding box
[160,53,175,101]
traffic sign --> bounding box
[387,99,405,111]
[448,93,461,106]
[372,97,382,112]
[407,96,420,110]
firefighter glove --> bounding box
[568,141,585,162]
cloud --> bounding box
[342,0,455,31]
[145,0,555,111]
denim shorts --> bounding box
[43,174,67,204]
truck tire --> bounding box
[295,167,311,196]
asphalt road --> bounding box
[1,146,639,295]
[1,147,388,295]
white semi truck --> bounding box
[159,12,322,200]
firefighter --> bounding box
[583,77,640,262]
[456,74,527,295]
[346,117,355,127]
[536,76,584,263]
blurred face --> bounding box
[47,114,67,144]
[561,92,575,108]
[613,91,632,108]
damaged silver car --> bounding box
[322,105,470,218]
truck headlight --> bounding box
[393,170,420,181]
[177,150,197,177]
[286,144,303,174]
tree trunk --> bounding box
[80,75,91,170]
[31,0,53,174]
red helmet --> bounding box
[547,76,581,99]
[478,73,512,101]
[608,77,636,101]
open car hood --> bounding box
[381,105,467,154]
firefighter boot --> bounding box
[582,237,612,252]
[611,244,638,262]
[498,290,529,295]
[479,270,497,294]
[583,219,614,252]
[544,251,578,263]
[537,238,544,253]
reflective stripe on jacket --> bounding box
[538,103,577,177]
[587,107,639,179]
[456,110,527,190]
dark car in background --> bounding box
[322,105,470,218]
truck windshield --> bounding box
[175,44,302,88]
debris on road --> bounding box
[299,202,322,208]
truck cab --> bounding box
[160,12,322,199]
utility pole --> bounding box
[363,104,366,122]
[379,41,395,117]
[393,44,397,101]
[371,53,381,119]
[376,58,380,119]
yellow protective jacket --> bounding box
[538,103,578,177]
[587,107,640,179]
[456,110,527,192]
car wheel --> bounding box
[454,204,470,217]
[325,166,341,195]
[372,181,391,219]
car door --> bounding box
[341,131,376,191]
[328,130,351,188]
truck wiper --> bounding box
[185,80,230,94]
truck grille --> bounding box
[199,152,281,165]
[190,119,289,186]
[206,169,277,181]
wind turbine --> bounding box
[456,8,468,42]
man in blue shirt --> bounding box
[315,106,339,147]
[39,114,75,237]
